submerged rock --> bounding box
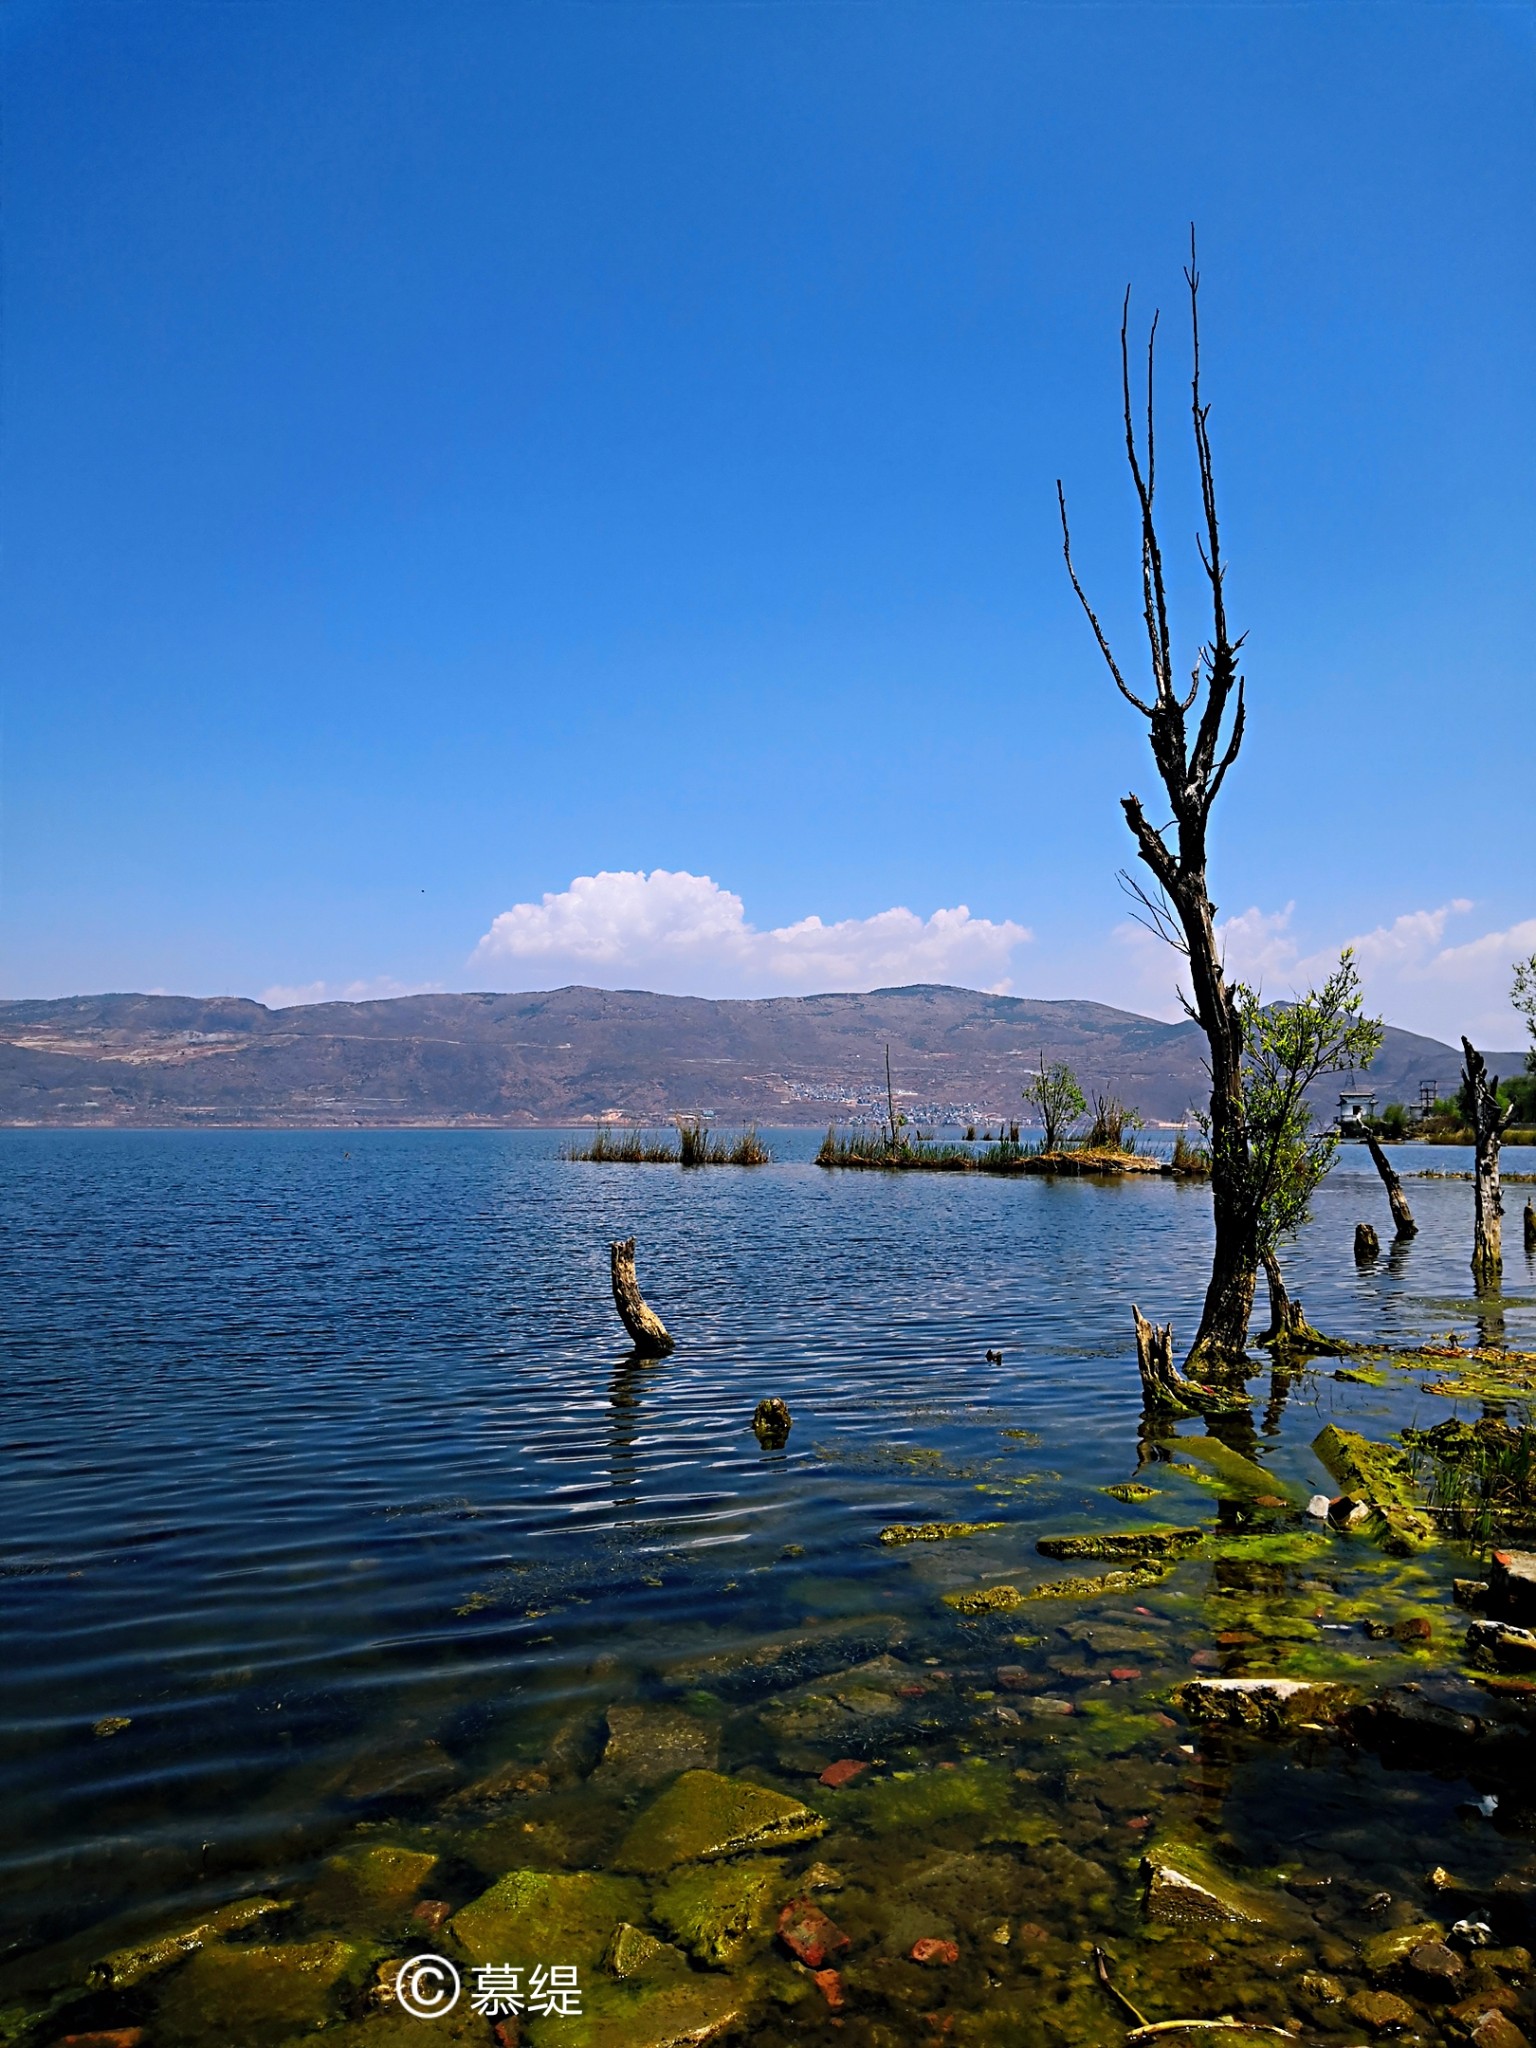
[305,1842,438,1927]
[942,1583,1026,1613]
[452,1868,647,1970]
[1142,1845,1274,1928]
[654,1860,783,1964]
[777,1896,851,1969]
[1173,1676,1356,1733]
[1347,1987,1420,2034]
[539,1974,754,2048]
[591,1705,720,1788]
[614,1770,824,1873]
[92,1895,292,1989]
[1037,1526,1204,1562]
[153,1938,364,2048]
[1361,1921,1448,1979]
[603,1921,688,1980]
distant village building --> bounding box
[1336,1087,1377,1132]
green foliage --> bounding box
[1234,949,1385,1259]
[1371,1101,1410,1141]
[1514,953,1536,1072]
[1171,1131,1211,1173]
[1023,1053,1087,1152]
[1499,1072,1536,1124]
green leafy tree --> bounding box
[1024,1054,1087,1153]
[1228,950,1383,1344]
[1514,954,1536,1073]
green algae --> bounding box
[92,1894,295,1989]
[304,1842,438,1928]
[613,1770,824,1873]
[1156,1436,1305,1504]
[845,1759,1018,1835]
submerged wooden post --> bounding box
[1357,1123,1417,1239]
[1526,1200,1536,1252]
[609,1237,674,1356]
[1463,1038,1513,1290]
[1354,1222,1380,1263]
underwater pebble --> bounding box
[411,1898,451,1930]
[911,1938,959,1966]
[1306,1495,1331,1519]
[1347,1987,1419,2033]
[812,1967,845,2010]
[1468,2013,1533,2048]
[819,1759,868,1789]
[778,1898,850,1969]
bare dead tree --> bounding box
[610,1236,674,1355]
[1058,234,1253,1367]
[1349,1118,1417,1238]
[1462,1040,1513,1289]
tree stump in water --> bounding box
[609,1237,674,1356]
[1355,1222,1380,1263]
[1257,1248,1337,1355]
[1463,1038,1513,1289]
[752,1398,792,1446]
[1526,1201,1536,1252]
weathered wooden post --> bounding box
[1526,1200,1536,1252]
[1354,1222,1380,1263]
[609,1237,674,1356]
[1462,1039,1513,1290]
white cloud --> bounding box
[261,975,445,1010]
[1108,898,1534,1048]
[471,868,1032,998]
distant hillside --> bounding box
[0,986,1514,1130]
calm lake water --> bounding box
[2,1130,1534,2042]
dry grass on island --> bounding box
[566,1116,772,1167]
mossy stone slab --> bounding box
[306,1843,438,1929]
[93,1895,292,1989]
[614,1771,824,1874]
[451,1868,647,1970]
[604,1920,689,1980]
[526,1973,751,2048]
[1173,1676,1357,1733]
[652,1859,784,1964]
[1312,1425,1437,1553]
[1141,1845,1276,1929]
[155,1937,365,2048]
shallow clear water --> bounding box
[2,1131,1534,2039]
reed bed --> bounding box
[566,1120,772,1167]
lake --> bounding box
[2,1129,1534,2045]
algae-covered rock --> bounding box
[92,1894,293,1988]
[154,1938,364,2048]
[614,1770,824,1873]
[1142,1845,1275,1928]
[1311,1426,1436,1553]
[1361,1921,1447,1979]
[451,1867,646,1969]
[1173,1676,1357,1733]
[1348,1988,1421,2033]
[528,1974,752,2048]
[591,1705,720,1788]
[878,1521,1004,1544]
[1024,1566,1171,1600]
[604,1920,689,1980]
[1037,1526,1204,1562]
[1156,1435,1305,1503]
[942,1583,1025,1613]
[847,1761,1016,1836]
[1466,1620,1536,1673]
[306,1843,438,1927]
[1102,1483,1160,1503]
[652,1860,783,1964]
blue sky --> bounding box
[3,1,1532,1043]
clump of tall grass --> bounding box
[676,1116,772,1166]
[815,1127,971,1171]
[565,1126,679,1163]
[1171,1131,1212,1174]
[1085,1093,1144,1153]
[1403,1417,1536,1542]
[566,1120,773,1166]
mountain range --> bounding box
[0,986,1515,1130]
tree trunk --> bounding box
[1176,888,1259,1369]
[1359,1124,1417,1238]
[1463,1039,1510,1292]
[1525,1199,1536,1252]
[1133,1304,1245,1414]
[609,1236,674,1356]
